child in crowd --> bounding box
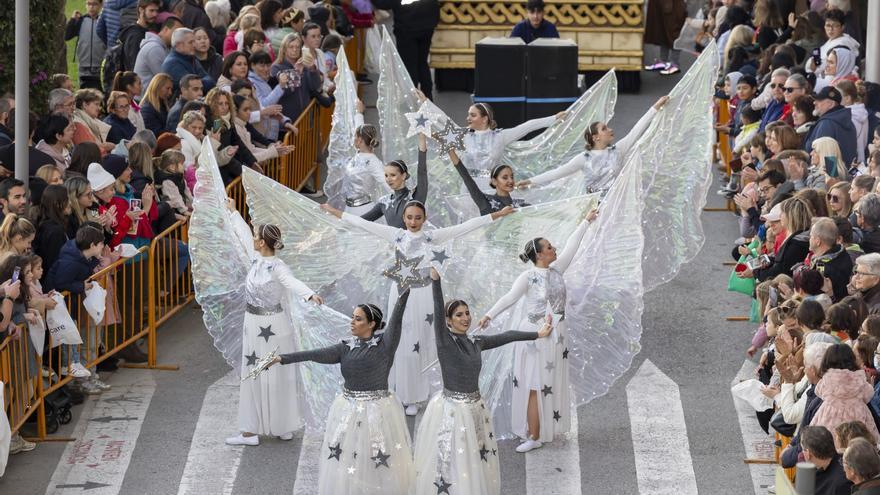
[154,149,193,220]
[734,106,762,155]
[321,34,343,78]
[50,74,74,91]
[44,223,109,394]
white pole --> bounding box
[14,0,29,184]
[867,0,880,83]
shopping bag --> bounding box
[83,282,107,325]
[28,313,46,352]
[731,379,775,411]
[46,293,82,347]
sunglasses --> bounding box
[770,83,782,89]
[826,193,841,202]
[783,87,801,93]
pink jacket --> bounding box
[811,368,880,444]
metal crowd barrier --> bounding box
[1,325,46,439]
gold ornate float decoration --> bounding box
[430,0,645,71]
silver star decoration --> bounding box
[467,333,478,344]
[430,249,450,265]
[383,250,427,292]
[328,443,342,460]
[457,447,464,454]
[557,333,565,345]
[356,404,365,413]
[371,449,391,468]
[257,325,275,342]
[404,110,435,137]
[434,476,452,494]
[431,118,467,154]
[395,443,402,450]
[347,466,356,475]
[545,361,555,372]
[528,274,541,285]
[346,339,361,350]
[367,336,380,347]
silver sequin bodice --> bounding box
[525,267,567,320]
[342,152,384,200]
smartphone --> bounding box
[213,118,223,133]
[824,156,839,178]
[11,266,20,283]
[812,48,821,67]
[129,198,142,211]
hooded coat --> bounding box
[811,368,880,445]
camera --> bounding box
[746,255,771,270]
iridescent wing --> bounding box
[323,48,359,210]
[190,141,251,370]
[637,40,718,290]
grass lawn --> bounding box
[64,0,86,88]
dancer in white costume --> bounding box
[516,96,670,193]
[320,200,515,416]
[333,100,392,216]
[266,292,414,495]
[479,208,598,452]
[224,204,325,446]
[413,270,551,495]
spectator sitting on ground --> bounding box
[511,0,559,44]
[844,438,880,492]
[160,27,216,94]
[800,425,854,495]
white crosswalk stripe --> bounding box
[45,373,156,495]
[626,359,698,495]
[177,370,243,495]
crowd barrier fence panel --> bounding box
[1,325,46,439]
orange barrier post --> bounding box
[1,325,47,441]
[705,98,736,212]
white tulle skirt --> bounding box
[318,389,414,495]
[510,317,571,442]
[387,282,436,405]
[238,308,303,436]
[413,390,500,495]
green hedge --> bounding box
[0,0,68,115]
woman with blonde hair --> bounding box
[826,182,853,219]
[270,32,330,122]
[0,214,36,265]
[810,136,848,185]
[740,197,813,282]
[141,73,174,137]
[36,165,63,186]
[722,25,756,75]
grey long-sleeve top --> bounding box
[452,157,528,216]
[432,279,538,393]
[360,150,428,228]
[278,291,410,391]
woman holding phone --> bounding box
[205,88,261,184]
[271,33,332,123]
[810,136,847,186]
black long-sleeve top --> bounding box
[451,157,527,216]
[278,291,410,391]
[432,279,538,393]
[360,150,428,228]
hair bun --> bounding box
[275,241,284,250]
[518,252,530,263]
[378,321,387,330]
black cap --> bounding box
[101,154,129,179]
[815,86,842,104]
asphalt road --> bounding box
[2,48,765,495]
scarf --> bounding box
[73,108,111,144]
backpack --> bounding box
[101,42,126,94]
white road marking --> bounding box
[46,373,156,495]
[626,359,698,495]
[177,370,243,495]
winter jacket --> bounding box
[862,285,880,316]
[197,47,223,82]
[269,61,331,122]
[44,239,99,295]
[141,100,170,137]
[134,32,169,95]
[810,244,854,302]
[0,124,11,146]
[853,476,880,495]
[159,49,215,94]
[248,70,285,140]
[166,97,189,130]
[171,0,223,51]
[34,218,68,284]
[370,0,439,38]
[96,0,139,46]
[118,23,149,73]
[759,98,787,132]
[781,385,823,469]
[103,113,137,144]
[804,105,859,166]
[811,368,880,446]
[754,229,810,282]
[65,13,107,77]
[849,103,869,164]
[857,228,880,254]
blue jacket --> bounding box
[160,49,215,94]
[510,19,560,44]
[96,0,139,46]
[758,98,784,132]
[103,113,137,144]
[45,239,100,295]
[804,105,859,166]
[141,101,170,137]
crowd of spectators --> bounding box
[0,0,362,460]
[708,0,880,491]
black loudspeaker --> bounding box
[474,39,527,128]
[525,39,579,120]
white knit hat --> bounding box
[87,162,116,191]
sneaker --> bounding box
[81,380,103,395]
[515,438,543,453]
[225,434,259,446]
[9,433,36,454]
[42,367,57,379]
[278,432,294,441]
[302,188,325,198]
[68,363,91,378]
[660,63,680,75]
[405,404,419,416]
[644,60,666,71]
[91,377,111,391]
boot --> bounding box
[117,344,148,364]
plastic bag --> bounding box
[0,384,9,476]
[46,293,82,347]
[673,9,706,55]
[84,282,107,325]
[731,379,775,411]
[28,313,46,352]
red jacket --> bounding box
[98,196,158,248]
